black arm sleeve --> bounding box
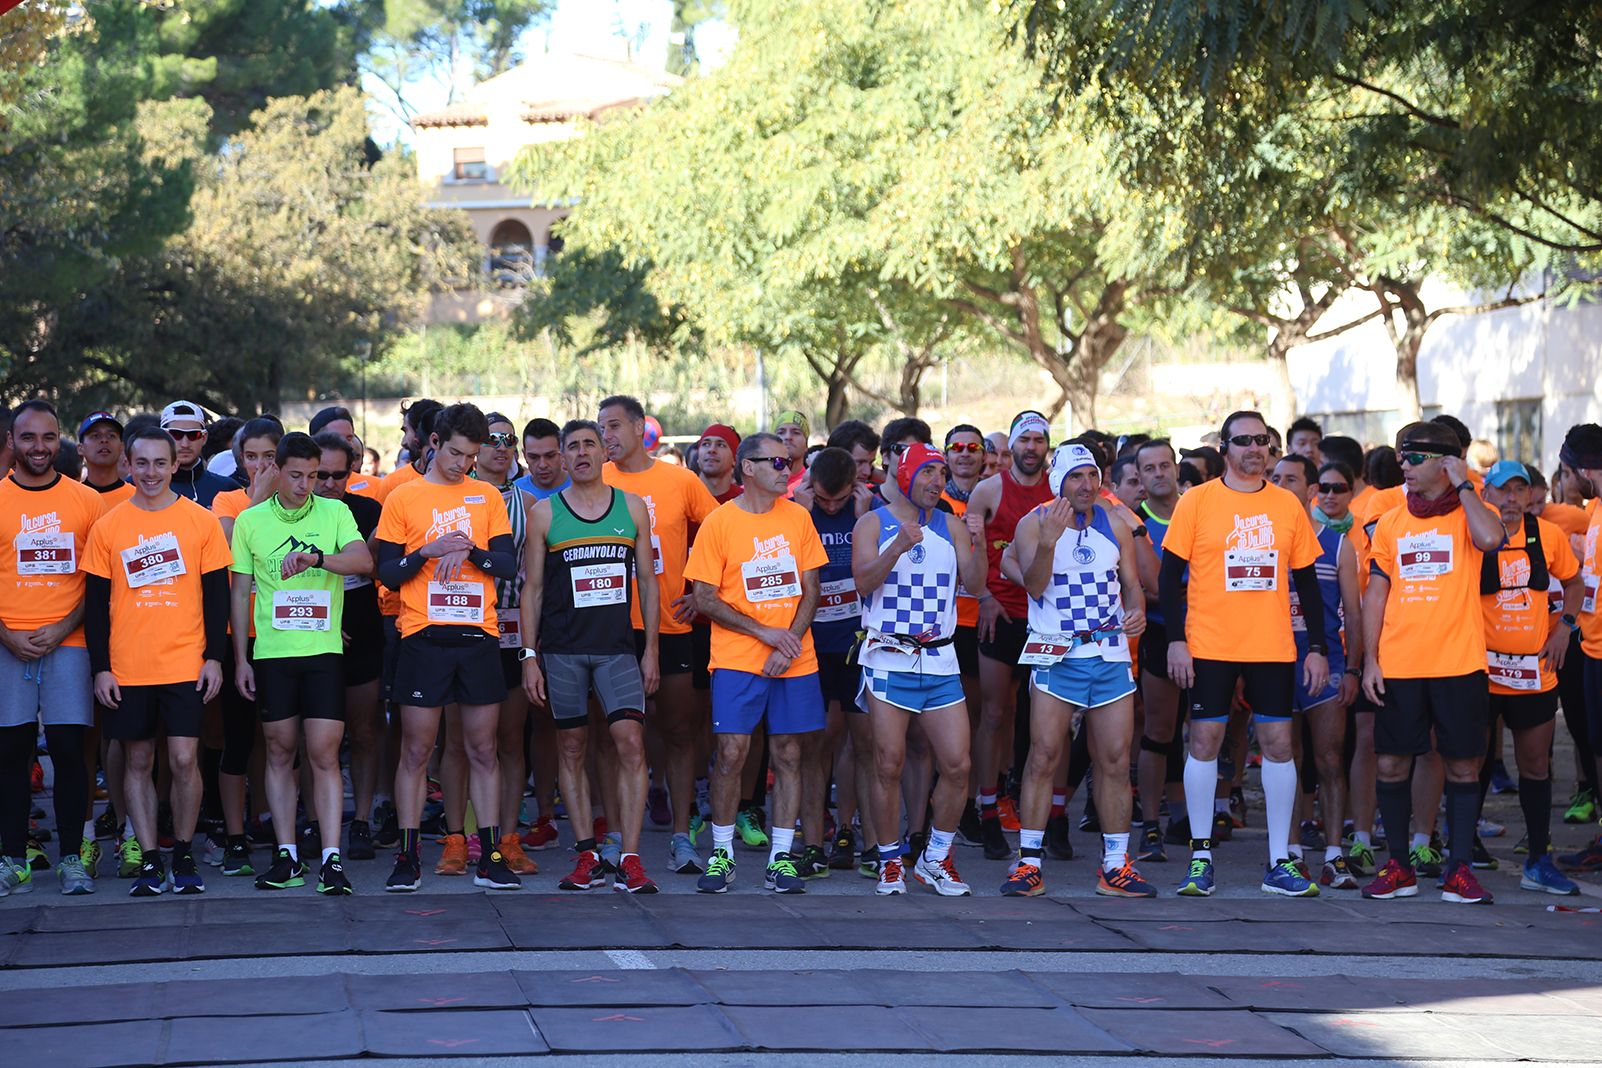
[86,576,112,675]
[1290,564,1328,649]
[1158,548,1189,643]
[202,569,230,662]
[470,534,519,580]
[376,539,427,590]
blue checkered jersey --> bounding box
[1027,503,1130,663]
[858,507,959,675]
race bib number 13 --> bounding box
[1018,634,1073,666]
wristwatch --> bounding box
[312,549,325,570]
[1131,524,1149,539]
[1456,479,1475,494]
[517,647,538,662]
[1563,613,1580,633]
[1307,642,1328,656]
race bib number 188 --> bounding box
[427,581,485,624]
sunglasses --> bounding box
[168,429,206,442]
[1399,451,1444,466]
[946,442,983,454]
[889,442,915,455]
[316,469,350,481]
[1317,482,1352,494]
[746,455,792,471]
[1228,433,1271,447]
[486,432,516,448]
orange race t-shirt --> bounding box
[86,480,136,508]
[1369,505,1487,679]
[81,495,233,685]
[1481,517,1578,694]
[211,488,251,522]
[1579,502,1602,658]
[375,476,511,639]
[0,475,108,647]
[604,460,720,635]
[1162,478,1321,663]
[373,461,422,504]
[683,498,828,678]
[1540,502,1590,538]
[941,490,980,629]
[1350,484,1377,520]
[345,476,380,500]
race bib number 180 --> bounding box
[742,555,801,602]
[572,562,627,608]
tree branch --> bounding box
[1330,72,1461,130]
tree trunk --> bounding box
[1376,277,1429,423]
[825,373,851,430]
[1268,340,1297,430]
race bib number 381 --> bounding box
[17,532,74,576]
[742,555,801,602]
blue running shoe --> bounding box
[167,852,205,895]
[697,847,734,893]
[1521,854,1579,896]
[1261,859,1319,897]
[764,852,805,894]
[1176,857,1215,897]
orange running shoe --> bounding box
[1097,860,1158,898]
[498,833,538,875]
[1000,861,1045,897]
[434,833,469,875]
[997,796,1021,832]
[521,818,559,851]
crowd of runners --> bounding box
[2,392,1600,906]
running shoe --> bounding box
[1477,817,1506,838]
[1409,842,1445,878]
[599,831,622,869]
[385,851,421,893]
[80,836,102,877]
[221,840,254,876]
[1361,858,1418,899]
[117,837,143,878]
[911,853,971,896]
[1471,835,1498,870]
[1097,861,1157,898]
[996,796,1022,832]
[668,832,702,874]
[317,854,353,896]
[1291,856,1315,883]
[434,833,469,876]
[200,837,227,868]
[474,849,522,890]
[1045,813,1074,860]
[498,834,538,875]
[1514,834,1529,855]
[373,802,400,848]
[559,849,610,891]
[876,856,907,895]
[1298,819,1326,850]
[129,858,164,897]
[25,837,47,872]
[795,843,830,879]
[168,852,205,895]
[999,860,1044,897]
[907,830,928,863]
[647,785,672,827]
[765,852,806,894]
[957,799,983,846]
[697,847,735,893]
[1563,787,1596,824]
[1441,862,1493,904]
[1176,857,1215,897]
[1346,838,1376,877]
[57,855,94,895]
[94,808,119,841]
[1211,811,1233,843]
[735,809,769,849]
[828,826,857,870]
[1320,855,1359,889]
[857,845,880,879]
[1163,819,1190,847]
[1520,854,1579,896]
[255,848,306,890]
[0,855,33,897]
[522,818,559,851]
[1557,837,1602,872]
[980,816,1011,861]
[688,812,705,846]
[1137,824,1167,863]
[347,820,376,861]
[1262,859,1319,897]
[1078,796,1101,832]
[1488,760,1516,795]
[614,854,658,894]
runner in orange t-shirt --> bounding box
[82,426,232,898]
[373,403,520,894]
[684,431,827,895]
[1556,423,1602,872]
[1160,410,1326,899]
[600,395,720,850]
[0,401,108,897]
[1360,421,1505,904]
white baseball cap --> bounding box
[160,400,211,430]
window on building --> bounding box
[489,219,534,288]
[453,147,488,181]
[1496,398,1541,467]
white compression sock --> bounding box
[1183,757,1218,858]
[1261,757,1298,864]
[712,823,735,854]
[769,827,795,865]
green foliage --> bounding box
[513,243,702,356]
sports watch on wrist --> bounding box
[1456,479,1474,494]
[517,647,538,662]
[1563,613,1580,633]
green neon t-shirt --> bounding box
[230,494,362,659]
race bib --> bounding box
[1018,634,1074,666]
[815,577,859,623]
[1583,569,1597,614]
[120,534,185,587]
[572,562,627,608]
[16,532,74,576]
[343,573,371,591]
[498,614,521,650]
[1225,549,1278,591]
[427,581,485,624]
[1487,650,1541,691]
[1289,591,1306,632]
[649,534,664,576]
[272,589,332,631]
[743,555,801,602]
[1397,533,1453,580]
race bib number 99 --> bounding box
[272,589,332,631]
[17,532,74,576]
[1397,533,1453,580]
[427,581,485,624]
[1225,549,1278,591]
[121,534,185,587]
[742,555,801,602]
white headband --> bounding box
[1008,413,1050,448]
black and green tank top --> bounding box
[541,488,637,655]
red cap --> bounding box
[896,442,947,497]
[699,423,740,454]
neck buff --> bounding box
[1407,482,1462,519]
[1312,505,1353,534]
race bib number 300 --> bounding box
[572,563,627,608]
[742,555,802,602]
[16,532,74,576]
[272,589,332,631]
[815,577,859,623]
[427,581,485,624]
[1397,533,1453,580]
[1225,549,1278,591]
[121,534,185,587]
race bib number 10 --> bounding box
[742,555,801,602]
[815,577,859,623]
[121,534,185,587]
[17,532,74,576]
[427,581,485,624]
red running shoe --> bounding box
[1441,862,1493,904]
[521,818,559,851]
[614,854,659,894]
[559,849,610,890]
[1361,858,1418,899]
